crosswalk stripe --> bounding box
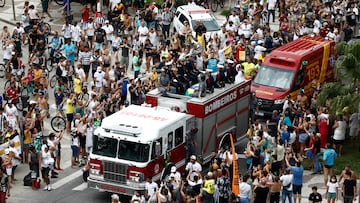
[52,170,82,189]
[72,182,88,191]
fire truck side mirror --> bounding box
[155,142,161,158]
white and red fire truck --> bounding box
[87,80,251,195]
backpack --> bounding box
[56,66,62,76]
[218,176,230,199]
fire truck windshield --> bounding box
[118,140,150,163]
[93,135,117,158]
[254,65,295,89]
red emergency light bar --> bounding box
[188,9,210,13]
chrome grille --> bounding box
[103,161,127,183]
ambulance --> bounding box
[251,36,336,116]
[87,80,251,195]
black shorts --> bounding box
[324,165,333,169]
[66,113,74,122]
[112,47,119,52]
[333,138,344,145]
[61,76,68,83]
[41,167,50,178]
[79,135,86,147]
[82,65,90,73]
[292,184,302,195]
[87,36,93,41]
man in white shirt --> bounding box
[62,21,73,42]
[145,176,158,197]
[238,20,253,39]
[4,102,18,128]
[93,66,105,91]
[75,65,86,81]
[229,11,240,28]
[102,20,114,44]
[280,169,293,202]
[254,40,266,60]
[137,21,149,45]
[185,155,202,173]
[267,0,277,23]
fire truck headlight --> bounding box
[129,171,144,182]
[274,99,284,105]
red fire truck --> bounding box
[87,80,251,195]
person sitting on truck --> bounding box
[189,73,206,98]
[158,68,176,96]
[205,69,215,93]
[242,57,256,79]
[215,64,226,88]
[296,89,309,108]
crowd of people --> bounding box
[0,0,358,201]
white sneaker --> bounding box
[47,185,52,191]
[43,185,48,190]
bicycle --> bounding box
[27,19,52,37]
[51,107,66,132]
[210,0,225,12]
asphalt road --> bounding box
[0,17,251,203]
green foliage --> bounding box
[320,39,360,115]
[336,41,347,56]
[220,9,231,16]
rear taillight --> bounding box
[90,158,103,175]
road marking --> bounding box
[52,170,82,189]
[72,182,88,191]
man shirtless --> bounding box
[339,164,358,183]
[37,92,48,118]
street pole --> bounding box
[12,0,16,21]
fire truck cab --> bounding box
[88,80,251,196]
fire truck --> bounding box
[87,80,251,195]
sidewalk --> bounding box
[0,0,83,32]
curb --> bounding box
[0,17,17,26]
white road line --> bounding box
[72,182,88,191]
[52,170,82,189]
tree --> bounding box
[317,39,360,116]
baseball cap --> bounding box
[190,155,196,160]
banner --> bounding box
[230,134,240,195]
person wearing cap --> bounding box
[185,155,202,175]
[254,40,266,60]
[169,166,181,182]
[102,20,114,45]
[200,172,215,202]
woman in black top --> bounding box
[254,179,269,203]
